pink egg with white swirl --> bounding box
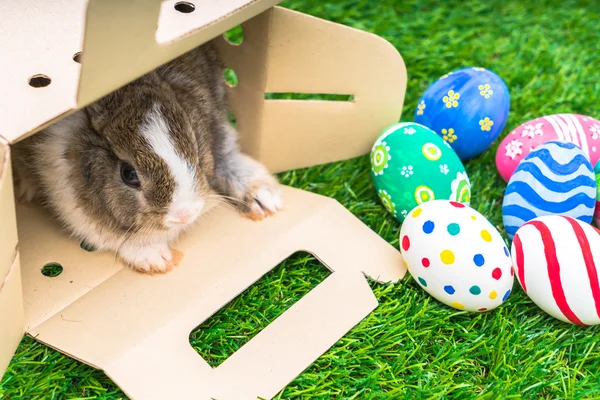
[496,114,600,182]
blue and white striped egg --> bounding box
[502,141,596,239]
[414,67,510,160]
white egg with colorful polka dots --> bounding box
[399,200,514,312]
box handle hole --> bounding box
[174,1,195,13]
[28,74,51,88]
[189,252,331,367]
[73,52,82,63]
[41,262,63,277]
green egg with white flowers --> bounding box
[371,122,472,223]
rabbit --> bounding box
[11,41,282,274]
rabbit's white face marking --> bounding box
[142,108,205,228]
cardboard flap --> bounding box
[216,7,407,172]
[210,272,375,400]
[0,139,23,377]
[102,271,376,400]
[0,0,282,143]
[0,140,18,276]
[21,186,404,398]
[78,0,282,107]
[0,0,87,142]
[0,254,24,377]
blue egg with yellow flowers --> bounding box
[414,67,510,160]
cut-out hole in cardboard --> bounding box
[80,241,96,252]
[189,252,331,367]
[41,262,63,277]
[223,68,238,87]
[73,52,82,63]
[227,110,237,128]
[265,93,354,101]
[174,1,195,13]
[223,25,244,46]
[28,75,51,88]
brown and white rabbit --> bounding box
[11,42,282,274]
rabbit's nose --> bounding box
[166,206,200,226]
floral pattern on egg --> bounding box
[370,122,471,223]
[496,114,600,182]
[414,67,510,161]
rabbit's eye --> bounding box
[120,162,140,189]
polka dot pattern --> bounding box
[502,290,511,302]
[473,254,485,267]
[450,201,465,208]
[423,221,435,234]
[481,229,492,242]
[451,301,465,309]
[469,285,481,295]
[492,268,502,280]
[444,285,455,295]
[398,199,515,313]
[440,250,455,265]
[402,236,410,251]
[447,223,460,236]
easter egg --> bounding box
[512,215,600,325]
[502,140,595,239]
[595,160,600,226]
[371,122,471,223]
[414,67,510,160]
[496,114,600,182]
[400,200,514,312]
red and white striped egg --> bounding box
[512,215,600,325]
[496,114,600,182]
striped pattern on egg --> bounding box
[595,160,600,226]
[512,215,600,325]
[502,141,595,239]
[496,114,600,182]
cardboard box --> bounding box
[0,0,408,398]
[0,139,23,376]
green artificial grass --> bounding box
[3,0,600,398]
